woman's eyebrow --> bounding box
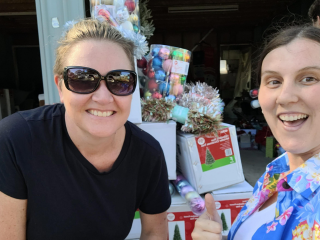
[297,66,320,72]
[261,70,279,77]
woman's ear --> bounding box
[54,75,64,103]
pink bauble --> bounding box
[152,92,162,99]
[137,57,147,69]
[148,79,158,92]
[162,59,173,72]
[170,73,180,83]
[173,84,184,95]
[189,197,206,216]
[158,47,170,60]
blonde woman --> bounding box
[0,19,170,240]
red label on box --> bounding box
[167,198,248,239]
[167,211,198,240]
[215,198,249,236]
[195,128,236,172]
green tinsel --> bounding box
[181,111,222,135]
[140,0,155,39]
[141,98,175,122]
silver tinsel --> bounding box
[178,82,224,119]
[116,26,149,59]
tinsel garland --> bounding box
[178,82,224,135]
[141,98,175,122]
[181,111,222,135]
[139,0,155,39]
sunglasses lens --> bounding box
[107,71,136,96]
[66,68,99,93]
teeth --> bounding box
[279,114,308,121]
[88,110,114,117]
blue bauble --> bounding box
[159,82,170,96]
[152,57,163,68]
[154,68,166,81]
[151,47,161,57]
[166,95,176,101]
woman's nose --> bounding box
[91,80,114,103]
[276,81,299,105]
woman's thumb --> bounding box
[204,193,222,223]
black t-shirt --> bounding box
[0,104,171,240]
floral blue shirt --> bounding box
[228,152,320,240]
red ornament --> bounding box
[148,79,158,92]
[124,0,135,13]
[142,68,148,76]
[152,92,162,99]
[147,69,155,79]
[137,57,147,69]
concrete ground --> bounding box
[240,149,274,187]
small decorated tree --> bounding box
[205,148,215,166]
[173,224,182,240]
[221,212,228,232]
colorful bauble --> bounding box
[184,52,191,62]
[152,57,163,68]
[142,68,147,76]
[173,84,184,95]
[170,73,180,83]
[151,47,161,57]
[180,185,194,198]
[137,57,147,69]
[180,75,187,84]
[176,180,189,192]
[133,24,139,33]
[148,79,158,92]
[162,59,173,72]
[166,95,176,101]
[144,91,152,98]
[124,0,135,13]
[147,69,155,79]
[171,50,183,60]
[185,191,200,201]
[152,92,162,99]
[169,183,175,195]
[155,69,166,81]
[159,47,170,60]
[129,13,139,23]
[189,197,206,216]
[159,82,170,96]
[120,21,133,31]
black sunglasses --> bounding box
[63,66,137,96]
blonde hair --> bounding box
[54,18,135,84]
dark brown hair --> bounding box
[256,25,320,85]
[309,0,320,22]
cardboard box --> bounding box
[176,123,245,194]
[126,181,253,239]
[127,58,142,124]
[211,181,253,236]
[137,121,177,180]
[126,194,198,240]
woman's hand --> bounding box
[191,194,224,240]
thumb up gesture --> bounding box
[191,194,223,240]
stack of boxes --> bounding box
[129,92,253,239]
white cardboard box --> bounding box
[137,121,177,180]
[126,181,253,239]
[176,123,245,194]
[127,58,142,124]
[126,193,198,240]
[211,181,253,236]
